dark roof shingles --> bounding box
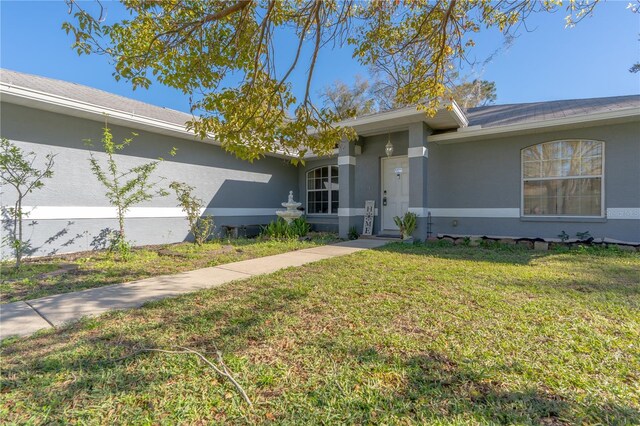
[0,69,193,127]
[465,95,640,128]
[2,69,639,130]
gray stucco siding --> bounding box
[3,99,637,254]
[1,103,297,257]
[427,122,640,210]
[298,131,409,235]
[5,215,277,258]
[427,121,640,241]
[298,121,639,241]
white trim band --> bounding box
[407,147,428,158]
[407,207,429,217]
[9,206,637,221]
[337,156,356,166]
[337,208,378,217]
[429,208,521,218]
[5,206,279,220]
[428,208,640,220]
[606,208,640,219]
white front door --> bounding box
[381,156,410,232]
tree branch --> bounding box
[115,346,252,407]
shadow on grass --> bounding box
[377,240,639,258]
[0,267,156,304]
[1,251,638,423]
[0,278,311,421]
[324,346,640,425]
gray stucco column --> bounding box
[338,137,357,238]
[408,122,431,240]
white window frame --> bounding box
[520,139,605,218]
[306,166,339,215]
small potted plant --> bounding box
[393,211,417,242]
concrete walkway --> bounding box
[0,239,388,340]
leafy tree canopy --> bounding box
[64,0,598,162]
[322,74,496,118]
[319,75,376,120]
[448,78,497,109]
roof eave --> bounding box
[0,82,295,160]
[332,102,468,137]
[429,107,640,144]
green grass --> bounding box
[1,244,638,424]
[0,234,339,303]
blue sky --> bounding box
[1,0,639,113]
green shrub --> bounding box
[261,218,292,239]
[576,231,592,241]
[261,216,310,239]
[169,181,214,245]
[393,211,417,239]
[348,226,359,240]
[108,233,133,261]
[290,216,311,237]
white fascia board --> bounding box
[430,107,640,144]
[0,82,196,137]
[449,99,469,128]
[334,105,466,135]
[0,83,294,160]
[335,106,422,128]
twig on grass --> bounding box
[115,345,253,407]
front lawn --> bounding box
[0,234,339,303]
[1,244,638,424]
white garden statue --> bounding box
[276,190,303,224]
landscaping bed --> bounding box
[1,243,638,424]
[0,233,339,303]
[434,234,640,251]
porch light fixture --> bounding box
[385,133,394,157]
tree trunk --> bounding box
[118,206,125,241]
[15,197,22,269]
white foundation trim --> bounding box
[337,208,378,217]
[606,208,640,219]
[5,206,278,220]
[9,206,637,221]
[428,208,640,220]
[407,147,428,158]
[429,208,521,218]
[337,156,356,166]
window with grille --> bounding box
[306,166,339,214]
[522,140,604,217]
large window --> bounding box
[522,140,604,217]
[307,166,339,214]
